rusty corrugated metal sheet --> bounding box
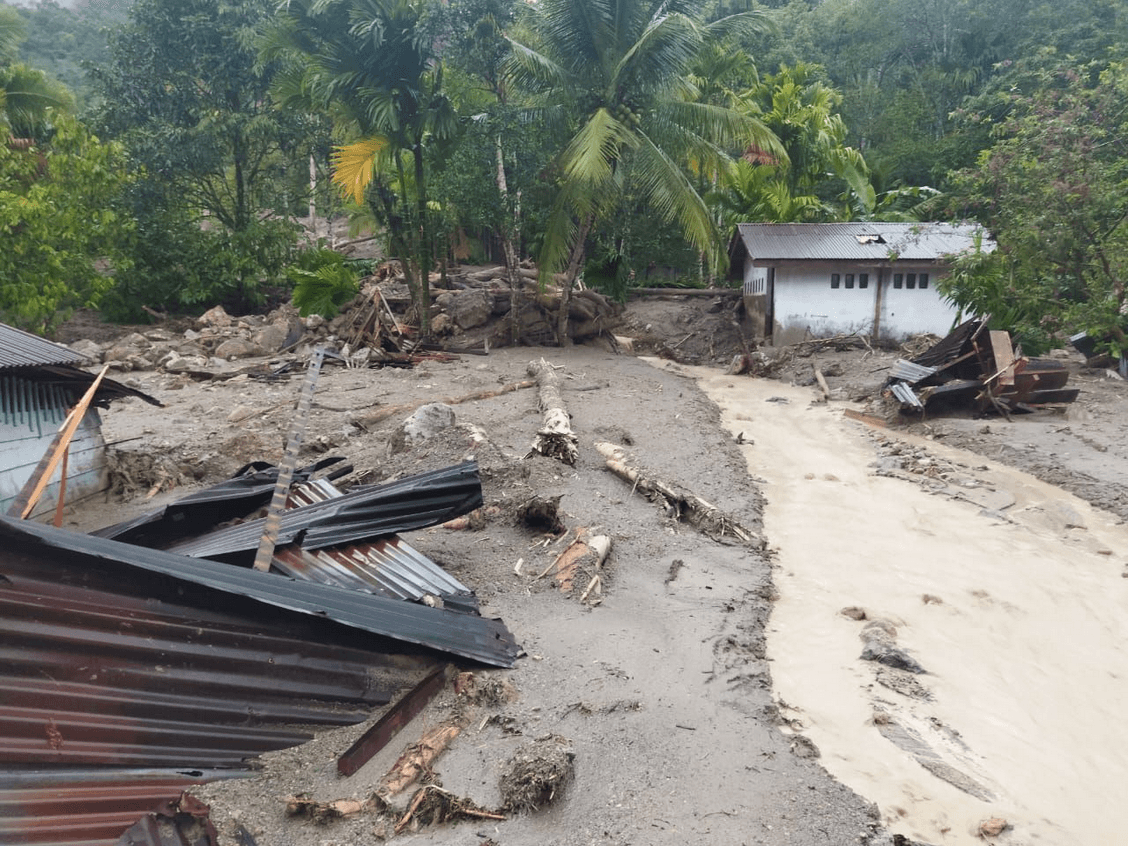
[734,222,992,263]
[0,532,441,845]
[0,770,237,845]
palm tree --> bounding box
[263,0,458,334]
[505,0,779,344]
[1,64,72,141]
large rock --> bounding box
[253,323,292,354]
[198,305,232,329]
[390,403,456,453]
[67,338,103,362]
[447,289,492,330]
[215,337,259,360]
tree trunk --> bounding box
[412,144,432,337]
[527,358,578,465]
[496,136,523,346]
[557,213,595,347]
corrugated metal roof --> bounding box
[272,477,479,612]
[2,515,519,668]
[889,382,924,408]
[0,324,86,370]
[733,222,993,263]
[91,457,350,547]
[0,533,446,845]
[889,359,939,384]
[165,462,484,560]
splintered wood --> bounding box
[540,528,612,601]
[527,359,578,465]
[595,442,760,546]
[378,723,461,798]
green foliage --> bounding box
[938,238,1055,355]
[288,248,359,318]
[1,61,72,140]
[10,0,127,107]
[506,0,780,289]
[0,113,132,332]
[102,204,298,321]
[947,59,1128,355]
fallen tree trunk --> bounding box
[527,359,578,465]
[595,442,761,546]
[379,723,461,797]
[351,379,535,429]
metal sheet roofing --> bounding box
[733,222,993,263]
[2,515,519,668]
[165,461,484,560]
[0,324,86,370]
[0,530,447,845]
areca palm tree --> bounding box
[262,0,458,334]
[1,64,72,141]
[505,0,779,343]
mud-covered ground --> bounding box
[54,293,1128,846]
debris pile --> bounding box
[884,318,1078,415]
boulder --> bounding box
[67,338,103,362]
[447,289,492,330]
[215,337,259,360]
[198,305,232,329]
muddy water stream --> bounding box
[693,369,1128,845]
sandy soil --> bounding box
[56,297,1128,846]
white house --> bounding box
[729,222,993,345]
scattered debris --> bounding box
[540,527,612,598]
[884,318,1078,415]
[379,723,462,798]
[979,817,1010,838]
[517,494,566,534]
[498,736,575,813]
[395,784,505,835]
[285,793,385,823]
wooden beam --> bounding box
[8,365,109,520]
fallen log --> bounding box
[379,723,461,798]
[351,379,535,429]
[527,359,578,465]
[595,442,760,546]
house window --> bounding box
[859,273,869,289]
[845,274,854,289]
[919,273,929,289]
[893,273,903,289]
[906,273,917,289]
[831,273,840,289]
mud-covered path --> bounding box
[693,369,1128,846]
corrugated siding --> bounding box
[735,222,991,262]
[0,376,108,519]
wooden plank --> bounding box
[842,408,888,428]
[989,330,1016,385]
[337,664,452,777]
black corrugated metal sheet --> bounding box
[165,462,484,560]
[91,457,350,547]
[2,515,518,668]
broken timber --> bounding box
[595,442,760,546]
[338,664,454,776]
[351,379,535,430]
[527,358,578,465]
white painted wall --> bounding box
[772,263,878,344]
[878,266,959,340]
[763,262,959,344]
